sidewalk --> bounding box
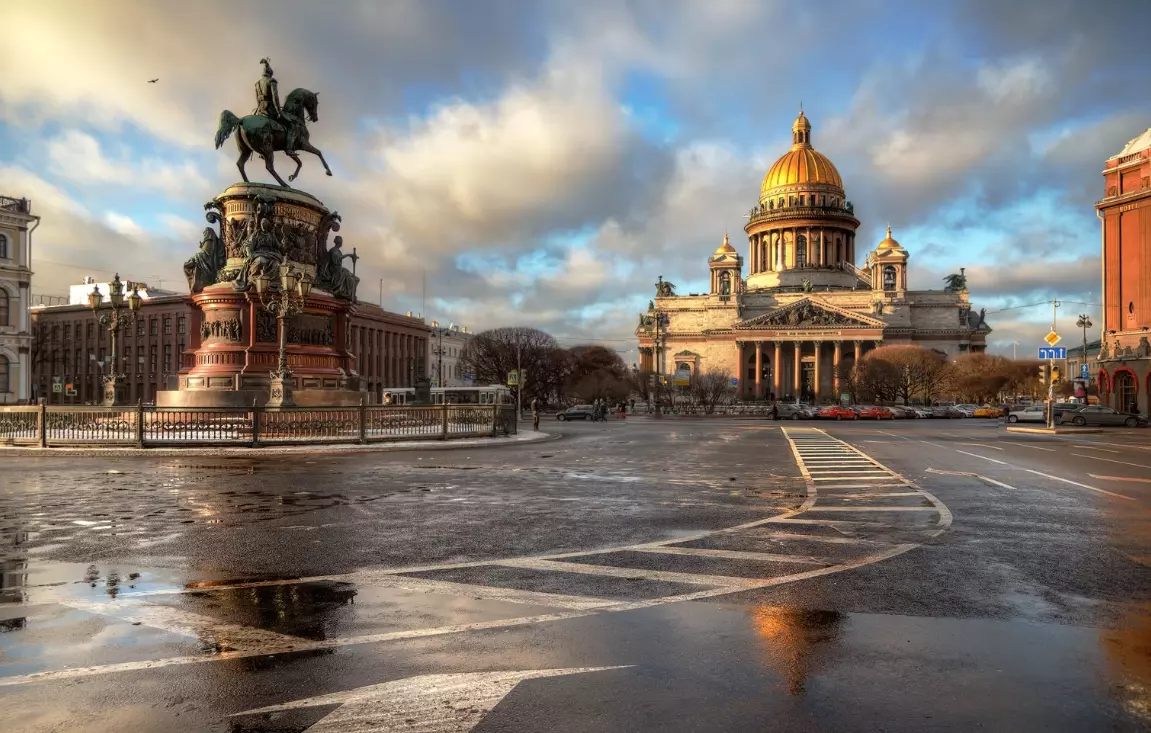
[0,429,557,457]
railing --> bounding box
[0,195,30,214]
[842,261,872,287]
[0,404,517,448]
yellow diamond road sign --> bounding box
[1044,331,1062,347]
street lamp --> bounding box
[652,310,669,418]
[89,274,141,407]
[1076,314,1092,400]
[251,263,311,407]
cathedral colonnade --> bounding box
[735,338,881,403]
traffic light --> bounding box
[1051,366,1062,384]
[1038,364,1048,385]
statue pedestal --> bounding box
[160,182,365,408]
[156,284,365,407]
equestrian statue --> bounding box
[214,58,333,188]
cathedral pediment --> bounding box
[734,298,884,330]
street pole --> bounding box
[653,312,664,419]
[436,327,443,388]
[516,333,522,421]
[1012,341,1018,360]
[1046,300,1060,428]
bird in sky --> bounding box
[147,78,159,83]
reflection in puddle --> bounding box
[750,605,844,696]
[1103,606,1151,724]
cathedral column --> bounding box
[833,340,842,396]
[754,342,763,399]
[735,342,745,398]
[854,340,862,364]
[793,341,802,398]
[773,341,782,400]
[813,341,823,403]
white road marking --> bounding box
[232,667,630,733]
[958,442,1004,451]
[1003,443,1056,452]
[919,441,945,448]
[876,430,908,439]
[632,546,831,565]
[1073,444,1120,453]
[1089,475,1151,484]
[497,558,759,588]
[811,475,894,481]
[350,573,616,610]
[1023,469,1135,501]
[1070,453,1151,470]
[954,449,1009,465]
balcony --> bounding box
[0,196,30,214]
[746,204,860,228]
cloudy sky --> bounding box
[2,0,1148,359]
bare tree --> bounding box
[460,327,563,406]
[690,367,736,414]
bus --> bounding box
[381,385,511,406]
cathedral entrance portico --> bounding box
[734,335,881,402]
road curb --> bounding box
[1004,426,1104,435]
[0,429,559,457]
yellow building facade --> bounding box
[636,112,990,403]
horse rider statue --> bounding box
[254,58,299,156]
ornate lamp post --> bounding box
[251,263,313,407]
[88,274,142,407]
[652,311,669,419]
[1076,314,1093,397]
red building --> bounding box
[1096,127,1151,415]
[30,280,430,405]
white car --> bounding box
[1006,405,1046,423]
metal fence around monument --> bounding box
[0,404,517,448]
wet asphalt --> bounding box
[1,417,1150,731]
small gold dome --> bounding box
[713,232,737,256]
[759,111,844,199]
[877,225,901,249]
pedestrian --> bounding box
[629,398,635,413]
[531,397,540,431]
[770,402,779,421]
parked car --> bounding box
[1052,402,1082,422]
[954,404,978,417]
[973,405,1004,418]
[774,403,810,420]
[1059,406,1147,428]
[931,404,965,418]
[1006,405,1046,423]
[887,405,916,419]
[557,405,595,421]
[857,405,895,420]
[911,406,933,418]
[819,405,858,420]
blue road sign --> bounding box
[1080,363,1090,379]
[1038,347,1067,360]
[731,377,739,386]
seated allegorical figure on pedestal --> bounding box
[183,227,226,293]
[236,216,284,292]
[316,235,359,301]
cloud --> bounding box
[46,130,208,198]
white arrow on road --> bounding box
[232,666,630,732]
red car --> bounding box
[819,405,857,420]
[857,406,895,420]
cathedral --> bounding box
[636,111,990,403]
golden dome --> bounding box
[713,232,737,256]
[877,225,901,249]
[759,111,844,198]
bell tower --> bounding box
[866,226,909,295]
[709,232,743,301]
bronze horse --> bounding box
[214,88,332,188]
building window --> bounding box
[149,346,157,373]
[163,317,172,335]
[883,265,897,290]
[136,321,145,337]
[0,289,8,326]
[177,317,186,334]
[795,235,807,267]
[0,354,8,392]
[51,324,59,341]
[163,344,172,373]
[124,347,133,373]
[87,322,94,339]
[0,234,8,259]
[150,319,158,336]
